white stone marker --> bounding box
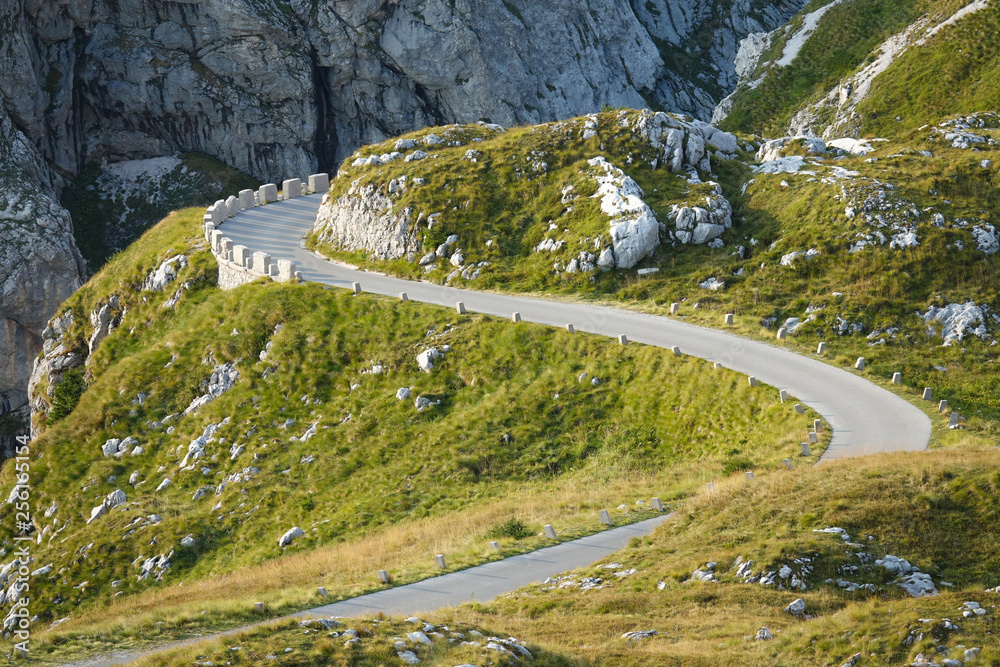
[252,251,271,275]
[748,376,758,387]
[713,362,722,370]
[671,345,681,356]
[814,419,822,432]
[543,524,558,540]
[352,282,361,295]
[566,324,575,333]
[923,387,932,401]
[651,497,664,512]
[817,342,827,354]
[801,442,811,456]
[399,292,409,301]
[949,412,960,427]
[434,555,446,569]
[779,389,788,403]
[855,357,865,370]
[938,399,948,413]
[599,510,611,525]
[210,230,224,254]
[706,482,714,492]
[253,602,265,612]
[670,303,679,315]
[724,313,734,326]
[745,471,755,480]
[488,541,500,551]
[783,459,793,470]
[808,432,818,444]
[225,195,239,217]
[317,587,328,597]
[794,403,805,415]
[377,570,390,584]
[259,183,278,204]
[238,188,255,210]
[618,334,628,345]
[233,245,251,268]
[282,178,302,199]
[456,301,466,314]
[892,372,902,384]
[276,259,297,282]
[512,312,521,323]
[308,173,330,193]
[777,327,787,340]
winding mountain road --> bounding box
[64,193,932,666]
[222,193,931,461]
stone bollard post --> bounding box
[282,178,302,199]
[566,324,575,333]
[651,497,664,512]
[599,510,611,525]
[855,357,865,370]
[543,524,558,540]
[225,195,239,217]
[783,459,793,470]
[252,252,271,275]
[618,334,628,345]
[777,327,787,340]
[512,312,521,323]
[808,432,818,444]
[377,570,390,584]
[204,221,215,242]
[813,419,822,432]
[488,541,500,551]
[210,230,224,254]
[922,387,932,401]
[724,313,734,326]
[259,183,278,205]
[352,282,361,295]
[456,301,466,314]
[949,412,960,428]
[745,471,754,480]
[221,237,234,258]
[705,482,714,492]
[399,292,409,301]
[713,362,722,370]
[233,245,251,268]
[794,403,805,415]
[671,345,681,356]
[670,303,679,315]
[748,376,757,387]
[779,389,788,403]
[238,189,255,210]
[253,602,265,612]
[801,442,811,456]
[317,587,328,597]
[892,372,902,384]
[434,555,447,569]
[276,259,297,282]
[308,173,330,193]
[817,342,827,354]
[938,399,948,413]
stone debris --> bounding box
[141,255,187,292]
[699,277,725,290]
[416,347,443,372]
[278,526,304,547]
[86,489,127,524]
[184,362,239,415]
[754,627,773,641]
[784,598,806,617]
[587,156,659,269]
[780,248,819,266]
[923,301,993,345]
[622,629,658,642]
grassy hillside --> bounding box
[111,450,1000,666]
[309,110,999,436]
[3,206,823,663]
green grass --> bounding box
[3,205,825,662]
[308,111,1000,435]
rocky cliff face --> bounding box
[0,91,86,432]
[3,0,808,186]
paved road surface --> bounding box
[66,516,669,666]
[221,194,931,461]
[63,194,932,665]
